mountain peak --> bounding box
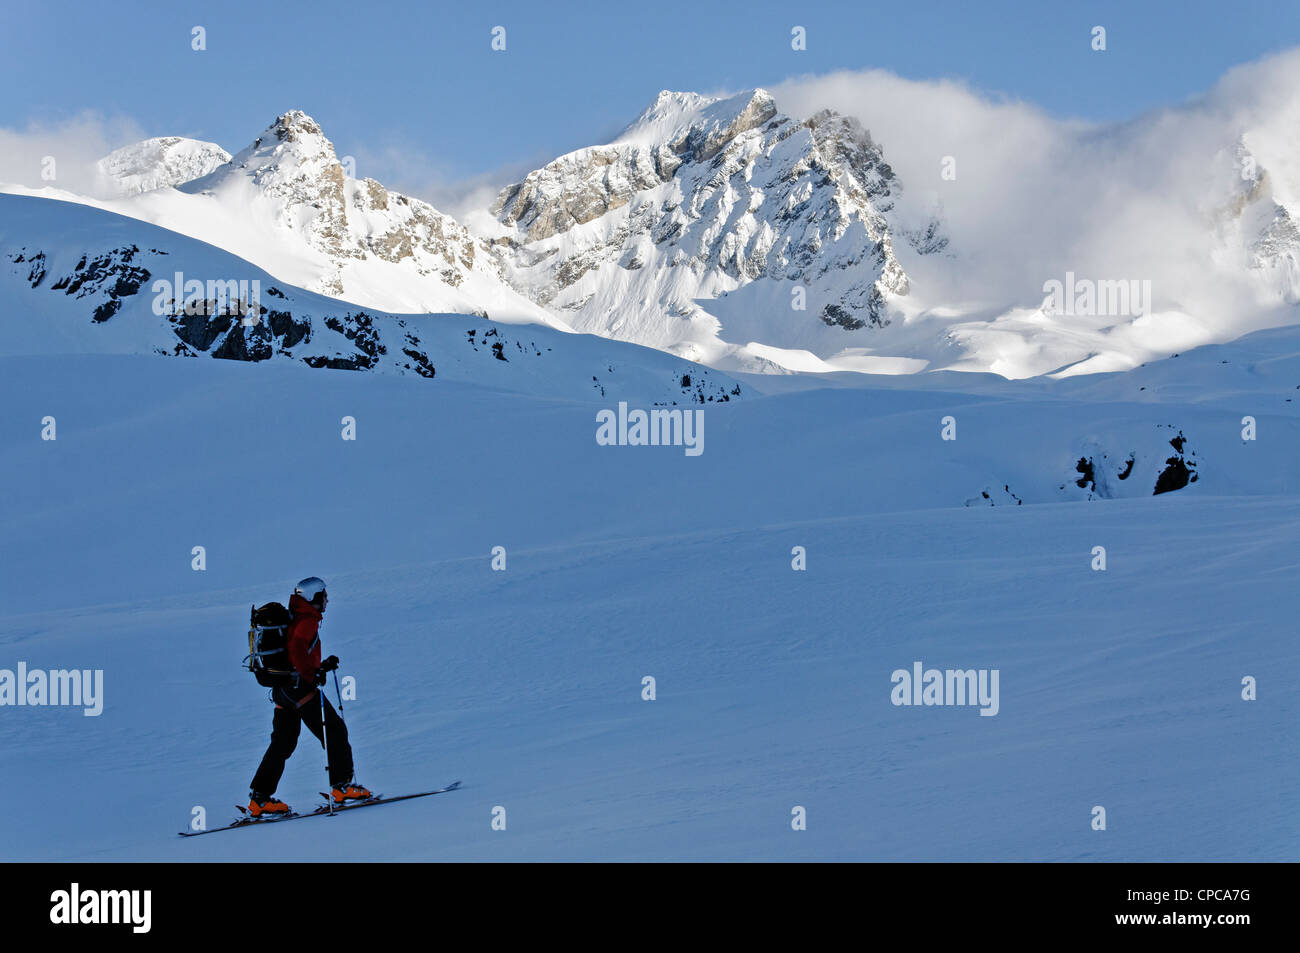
[96,136,230,195]
[492,84,915,368]
[233,109,338,168]
[267,109,328,145]
[618,90,716,144]
[149,111,557,318]
[669,88,778,161]
[182,109,343,199]
[616,88,776,150]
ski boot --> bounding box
[247,792,291,817]
[330,780,373,805]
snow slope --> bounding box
[0,192,742,406]
[4,113,561,324]
[0,339,1296,860]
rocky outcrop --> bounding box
[10,244,151,323]
[1057,426,1199,500]
[178,111,507,303]
[489,89,935,357]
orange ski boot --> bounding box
[331,781,373,805]
[248,793,292,817]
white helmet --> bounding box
[294,577,327,602]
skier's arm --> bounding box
[286,618,319,682]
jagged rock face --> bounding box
[97,137,231,195]
[1254,206,1300,259]
[494,146,671,243]
[1251,204,1300,301]
[178,111,495,301]
[8,243,152,323]
[246,113,358,279]
[1216,138,1300,304]
[490,89,929,357]
[351,180,478,281]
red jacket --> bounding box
[286,593,323,682]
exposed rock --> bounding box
[1154,430,1199,495]
[491,88,932,354]
[177,111,507,306]
[17,244,151,324]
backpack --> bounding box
[245,602,295,687]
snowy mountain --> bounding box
[0,193,743,405]
[3,73,1300,383]
[96,136,231,195]
[487,89,941,371]
[172,111,557,321]
[5,112,561,325]
[481,85,1300,379]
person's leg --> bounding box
[250,701,302,796]
[299,690,354,788]
[322,695,354,787]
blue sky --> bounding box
[4,0,1299,189]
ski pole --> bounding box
[319,686,334,816]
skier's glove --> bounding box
[321,655,340,673]
[313,669,328,686]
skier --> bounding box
[247,577,371,816]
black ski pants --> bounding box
[251,683,353,795]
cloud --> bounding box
[0,113,148,197]
[767,48,1300,319]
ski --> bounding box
[311,782,460,816]
[177,782,461,837]
[177,807,305,837]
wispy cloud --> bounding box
[0,112,149,197]
[768,48,1300,318]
